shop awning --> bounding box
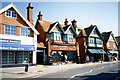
[88,49,106,54]
[0,43,35,51]
[96,49,106,54]
[88,49,99,54]
[109,51,118,54]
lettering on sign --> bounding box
[0,39,21,44]
[50,45,76,51]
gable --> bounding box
[64,25,76,35]
[0,3,39,35]
[49,22,64,33]
[89,27,100,38]
[1,7,29,27]
[66,28,74,34]
[52,25,62,33]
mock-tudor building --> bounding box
[77,25,106,63]
[0,3,39,65]
[102,31,119,61]
[35,12,79,64]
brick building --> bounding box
[35,12,79,64]
[0,3,39,66]
[77,25,106,63]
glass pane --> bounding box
[12,11,17,18]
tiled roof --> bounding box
[78,29,87,37]
[37,42,46,48]
[84,25,95,36]
[102,31,112,44]
[115,36,120,44]
[37,20,53,32]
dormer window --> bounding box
[63,34,73,42]
[50,32,61,41]
[5,10,17,18]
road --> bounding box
[35,61,120,80]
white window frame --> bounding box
[4,24,16,35]
[20,27,30,37]
[5,10,17,19]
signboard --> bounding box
[0,39,21,44]
[0,43,35,51]
[50,45,76,51]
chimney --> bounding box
[38,11,43,21]
[64,18,68,26]
[71,19,77,30]
[27,3,33,24]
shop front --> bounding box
[49,44,78,64]
[87,49,106,62]
[0,43,34,65]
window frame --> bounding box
[5,10,17,19]
[20,27,30,37]
[4,24,16,35]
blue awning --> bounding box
[0,43,35,51]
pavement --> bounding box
[0,61,119,79]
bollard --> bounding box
[25,64,28,72]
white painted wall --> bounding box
[0,34,34,45]
[32,33,37,64]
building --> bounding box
[77,25,106,63]
[0,3,39,66]
[115,36,120,60]
[35,12,79,64]
[102,31,119,61]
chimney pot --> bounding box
[38,11,43,21]
[64,18,68,25]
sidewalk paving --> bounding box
[1,61,118,78]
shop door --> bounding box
[37,52,43,64]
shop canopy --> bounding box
[88,49,106,54]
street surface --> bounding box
[1,61,120,80]
[35,61,120,80]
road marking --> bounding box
[68,69,95,80]
[90,70,93,72]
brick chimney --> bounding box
[38,11,43,21]
[27,3,33,24]
[72,19,77,31]
[64,18,68,26]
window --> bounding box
[6,10,17,18]
[50,33,54,40]
[5,25,16,35]
[50,32,61,41]
[63,35,67,42]
[63,34,73,42]
[96,38,102,44]
[68,35,73,42]
[54,33,61,41]
[21,27,30,37]
[88,37,95,44]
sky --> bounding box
[1,2,118,36]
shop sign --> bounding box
[51,45,76,51]
[0,39,21,44]
[0,43,34,51]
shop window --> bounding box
[5,25,16,35]
[2,51,15,64]
[5,10,17,18]
[21,27,30,37]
